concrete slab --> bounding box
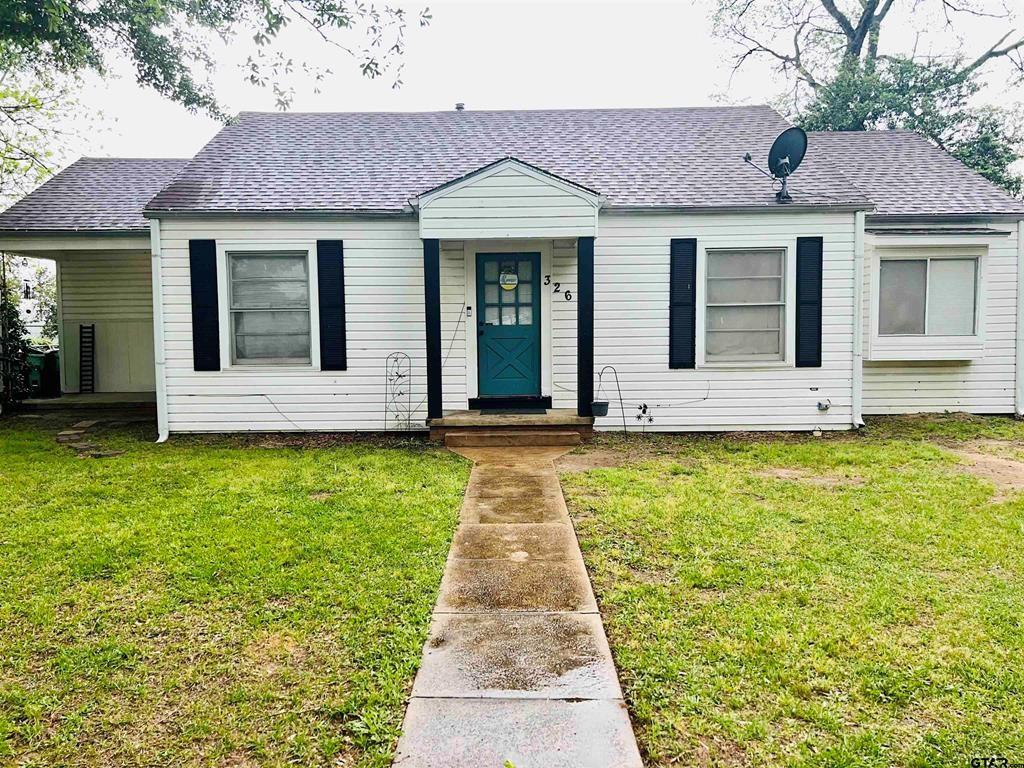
[430,408,592,428]
[460,493,568,524]
[395,445,640,766]
[412,613,622,699]
[451,446,573,464]
[436,559,596,613]
[471,464,555,482]
[393,698,643,768]
[451,524,577,562]
[465,473,564,499]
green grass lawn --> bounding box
[561,415,1024,768]
[0,417,469,767]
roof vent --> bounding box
[455,102,465,112]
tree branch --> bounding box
[962,30,1024,77]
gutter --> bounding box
[852,211,866,427]
[0,228,147,237]
[143,202,876,219]
[149,219,170,443]
[1017,219,1024,418]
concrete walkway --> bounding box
[394,447,643,768]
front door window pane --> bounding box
[501,305,517,325]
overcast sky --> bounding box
[56,0,1024,162]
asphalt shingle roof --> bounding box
[4,115,1022,230]
[145,106,871,213]
[808,130,1024,217]
[0,158,189,233]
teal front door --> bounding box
[476,253,541,398]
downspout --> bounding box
[1016,220,1024,418]
[852,211,866,427]
[149,219,170,442]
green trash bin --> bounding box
[25,347,45,395]
[41,349,60,397]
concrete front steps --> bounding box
[429,408,594,445]
[444,430,582,448]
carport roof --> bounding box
[0,158,188,234]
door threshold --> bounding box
[468,396,552,411]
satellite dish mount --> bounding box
[744,127,808,204]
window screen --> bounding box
[878,260,926,335]
[928,259,977,335]
[878,257,977,336]
[229,251,311,364]
[705,249,785,362]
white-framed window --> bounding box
[704,248,786,362]
[227,250,312,365]
[878,256,978,336]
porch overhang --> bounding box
[412,157,602,240]
[0,230,151,255]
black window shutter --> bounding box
[795,236,823,368]
[188,239,220,371]
[317,240,347,371]
[669,238,697,369]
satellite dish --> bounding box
[768,127,807,179]
[743,126,809,203]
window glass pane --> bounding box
[233,310,310,335]
[879,260,926,334]
[519,260,532,280]
[518,282,532,303]
[232,279,309,309]
[706,330,781,358]
[485,306,499,325]
[707,305,782,331]
[484,260,498,280]
[485,284,498,304]
[928,259,976,335]
[519,305,533,325]
[707,249,783,278]
[229,251,311,364]
[501,305,517,325]
[707,277,783,304]
[705,249,786,362]
[230,252,307,280]
[235,333,311,362]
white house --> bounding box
[0,106,1021,440]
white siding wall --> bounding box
[419,165,598,240]
[158,217,426,432]
[440,241,467,412]
[593,211,859,431]
[58,251,155,393]
[862,225,1019,414]
[157,209,863,434]
[551,240,578,409]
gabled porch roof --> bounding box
[413,157,602,240]
[411,156,603,208]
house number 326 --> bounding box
[543,275,573,301]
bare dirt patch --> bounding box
[246,631,307,677]
[950,447,1024,500]
[755,467,865,487]
[556,449,628,473]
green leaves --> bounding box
[0,0,431,118]
[800,57,1024,196]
